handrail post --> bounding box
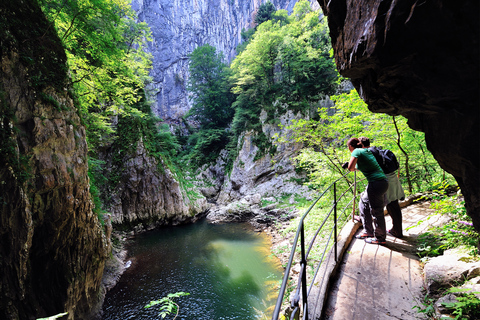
[352,171,357,222]
[300,224,308,320]
[334,182,337,262]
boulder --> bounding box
[423,248,480,294]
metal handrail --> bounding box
[271,171,364,320]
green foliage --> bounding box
[415,193,479,258]
[185,128,229,166]
[252,130,277,161]
[37,0,170,217]
[39,0,153,152]
[184,44,235,167]
[413,295,437,318]
[286,89,451,194]
[231,2,338,112]
[228,1,339,164]
[416,287,480,320]
[145,292,190,319]
[187,44,235,129]
[443,288,480,320]
[88,157,108,226]
[236,28,256,54]
[271,10,290,26]
[254,1,276,25]
[416,232,445,258]
[291,0,313,21]
[110,94,179,182]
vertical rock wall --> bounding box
[104,139,209,227]
[0,0,107,318]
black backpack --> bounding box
[369,146,399,174]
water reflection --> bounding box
[102,219,282,319]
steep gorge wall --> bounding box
[132,0,319,121]
[317,0,480,231]
[0,1,107,318]
[102,138,208,227]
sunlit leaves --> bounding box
[230,0,338,139]
[145,292,190,319]
[288,89,450,192]
[39,0,152,151]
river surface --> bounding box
[102,219,283,319]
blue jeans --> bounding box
[359,179,389,241]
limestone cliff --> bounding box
[102,138,208,228]
[206,107,319,225]
[217,108,317,205]
[316,0,480,233]
[0,1,107,319]
[132,0,319,121]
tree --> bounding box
[187,44,234,128]
[39,0,153,152]
[254,1,276,25]
[230,1,338,134]
[184,44,235,166]
[276,8,338,106]
[292,0,312,21]
[236,28,256,54]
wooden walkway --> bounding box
[306,200,446,320]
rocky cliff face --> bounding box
[132,0,319,121]
[218,108,316,205]
[0,1,107,319]
[103,138,208,228]
[205,107,319,225]
[317,0,480,233]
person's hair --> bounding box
[359,136,370,147]
[347,138,361,149]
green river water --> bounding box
[102,219,283,319]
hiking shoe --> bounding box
[365,237,386,245]
[355,232,373,239]
[387,229,403,239]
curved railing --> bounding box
[271,171,365,320]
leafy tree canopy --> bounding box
[254,1,276,25]
[39,0,181,216]
[39,0,153,152]
[187,44,234,129]
[183,44,235,167]
[230,0,339,137]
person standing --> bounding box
[344,138,389,245]
[359,137,406,238]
